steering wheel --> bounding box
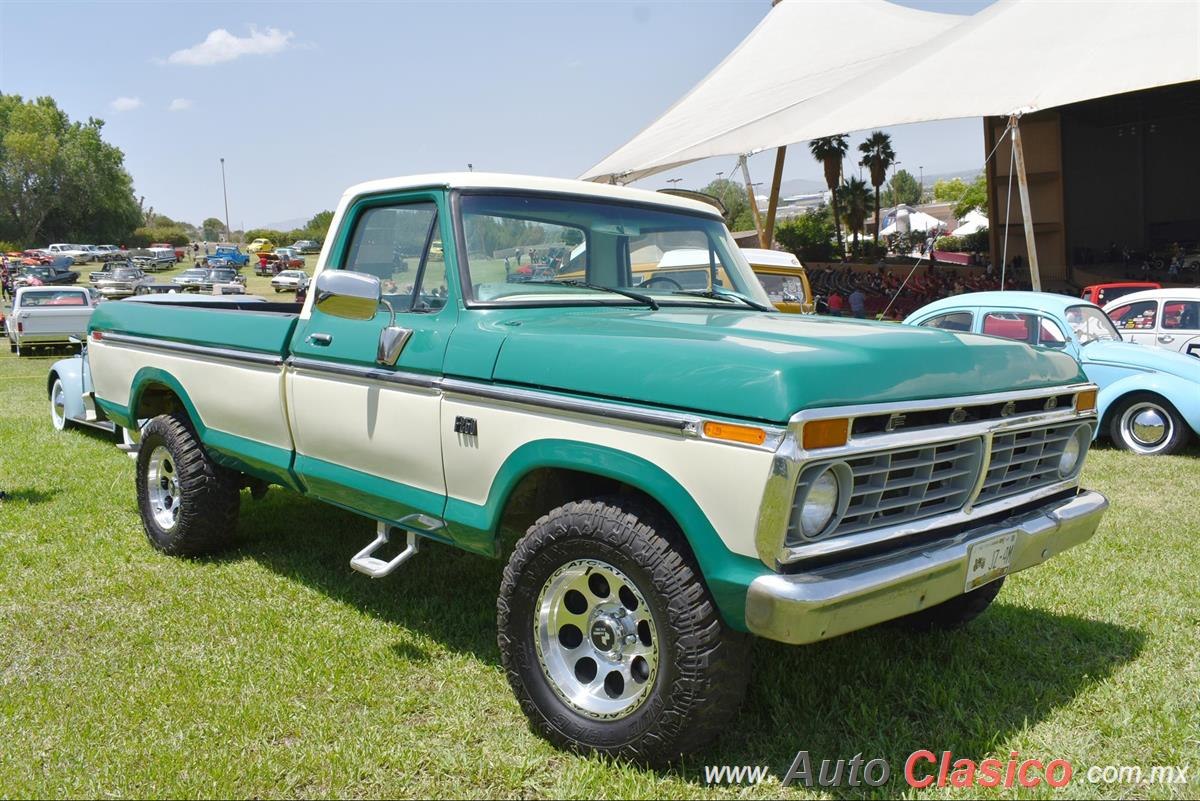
[641,276,682,291]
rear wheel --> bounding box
[136,412,240,556]
[49,378,68,431]
[1109,393,1190,455]
[498,498,750,764]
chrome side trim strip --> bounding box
[289,356,438,390]
[441,377,704,437]
[100,332,284,367]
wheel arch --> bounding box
[445,439,769,630]
[1098,375,1200,438]
[46,357,87,421]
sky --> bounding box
[0,0,997,230]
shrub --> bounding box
[775,210,835,262]
[934,230,988,253]
[0,240,23,253]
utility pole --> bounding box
[220,158,231,244]
[738,154,765,244]
[1009,114,1042,291]
[667,178,682,189]
[919,165,924,202]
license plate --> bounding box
[965,532,1017,592]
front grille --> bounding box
[975,423,1079,504]
[788,438,982,542]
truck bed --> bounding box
[88,297,301,356]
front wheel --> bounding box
[498,498,750,764]
[1109,394,1190,455]
[136,412,241,556]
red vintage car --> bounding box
[1080,281,1161,306]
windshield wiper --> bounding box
[521,280,659,310]
[670,288,772,312]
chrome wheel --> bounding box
[1120,401,1171,453]
[146,446,182,530]
[50,379,67,430]
[534,559,659,720]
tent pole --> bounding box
[739,154,766,245]
[1009,115,1042,291]
[763,145,787,248]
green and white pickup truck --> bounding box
[82,173,1108,762]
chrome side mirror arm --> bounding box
[376,298,412,366]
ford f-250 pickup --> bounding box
[72,173,1108,763]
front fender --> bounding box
[1097,372,1200,437]
[47,355,87,422]
[442,439,772,630]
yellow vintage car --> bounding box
[741,248,814,314]
[247,238,275,255]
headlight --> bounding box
[800,468,840,537]
[1059,425,1090,476]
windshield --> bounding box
[459,193,771,308]
[1064,305,1121,344]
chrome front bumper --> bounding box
[745,490,1107,645]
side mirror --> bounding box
[314,270,381,321]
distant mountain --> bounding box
[776,177,827,197]
[260,217,307,231]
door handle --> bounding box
[307,332,333,346]
[1158,335,1175,343]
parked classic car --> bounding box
[74,173,1109,762]
[130,248,177,272]
[270,269,308,292]
[201,267,246,293]
[150,243,186,263]
[291,239,321,254]
[95,266,153,298]
[203,245,250,269]
[1103,288,1200,359]
[8,285,97,355]
[89,259,133,284]
[171,268,209,291]
[247,238,275,254]
[743,248,814,313]
[45,244,91,264]
[95,245,124,261]
[17,264,80,286]
[906,291,1200,455]
[1079,281,1160,306]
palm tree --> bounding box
[809,135,849,256]
[840,177,872,257]
[857,130,896,242]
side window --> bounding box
[1108,300,1157,330]
[920,311,974,332]
[982,312,1035,344]
[756,272,807,303]
[1163,301,1200,330]
[1037,317,1069,348]
[342,203,445,312]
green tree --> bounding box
[933,177,969,203]
[304,210,334,242]
[857,130,895,242]
[952,174,989,219]
[839,177,872,256]
[699,178,755,231]
[201,217,226,241]
[0,94,142,247]
[882,169,922,207]
[775,207,835,262]
[809,135,849,256]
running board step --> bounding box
[350,522,420,578]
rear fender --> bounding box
[1097,373,1200,437]
[47,355,88,422]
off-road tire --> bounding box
[498,497,750,764]
[895,576,1005,631]
[136,412,240,556]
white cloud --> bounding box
[110,96,142,112]
[168,98,194,112]
[166,26,294,67]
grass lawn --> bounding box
[0,343,1198,798]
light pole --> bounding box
[220,158,231,243]
[919,165,924,203]
[667,178,682,189]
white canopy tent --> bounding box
[880,208,944,237]
[579,0,1200,286]
[951,209,989,237]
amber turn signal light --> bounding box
[802,417,850,450]
[702,421,767,446]
[1075,389,1098,412]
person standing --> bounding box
[849,287,866,318]
[1,254,10,303]
[827,291,844,317]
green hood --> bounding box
[489,309,1085,423]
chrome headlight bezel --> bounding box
[789,461,854,543]
[1058,424,1091,478]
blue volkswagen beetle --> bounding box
[905,291,1200,455]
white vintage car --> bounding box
[1103,288,1200,359]
[7,285,98,356]
[270,269,308,292]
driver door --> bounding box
[288,194,457,530]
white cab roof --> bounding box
[340,172,723,219]
[1102,288,1200,310]
[740,248,803,268]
